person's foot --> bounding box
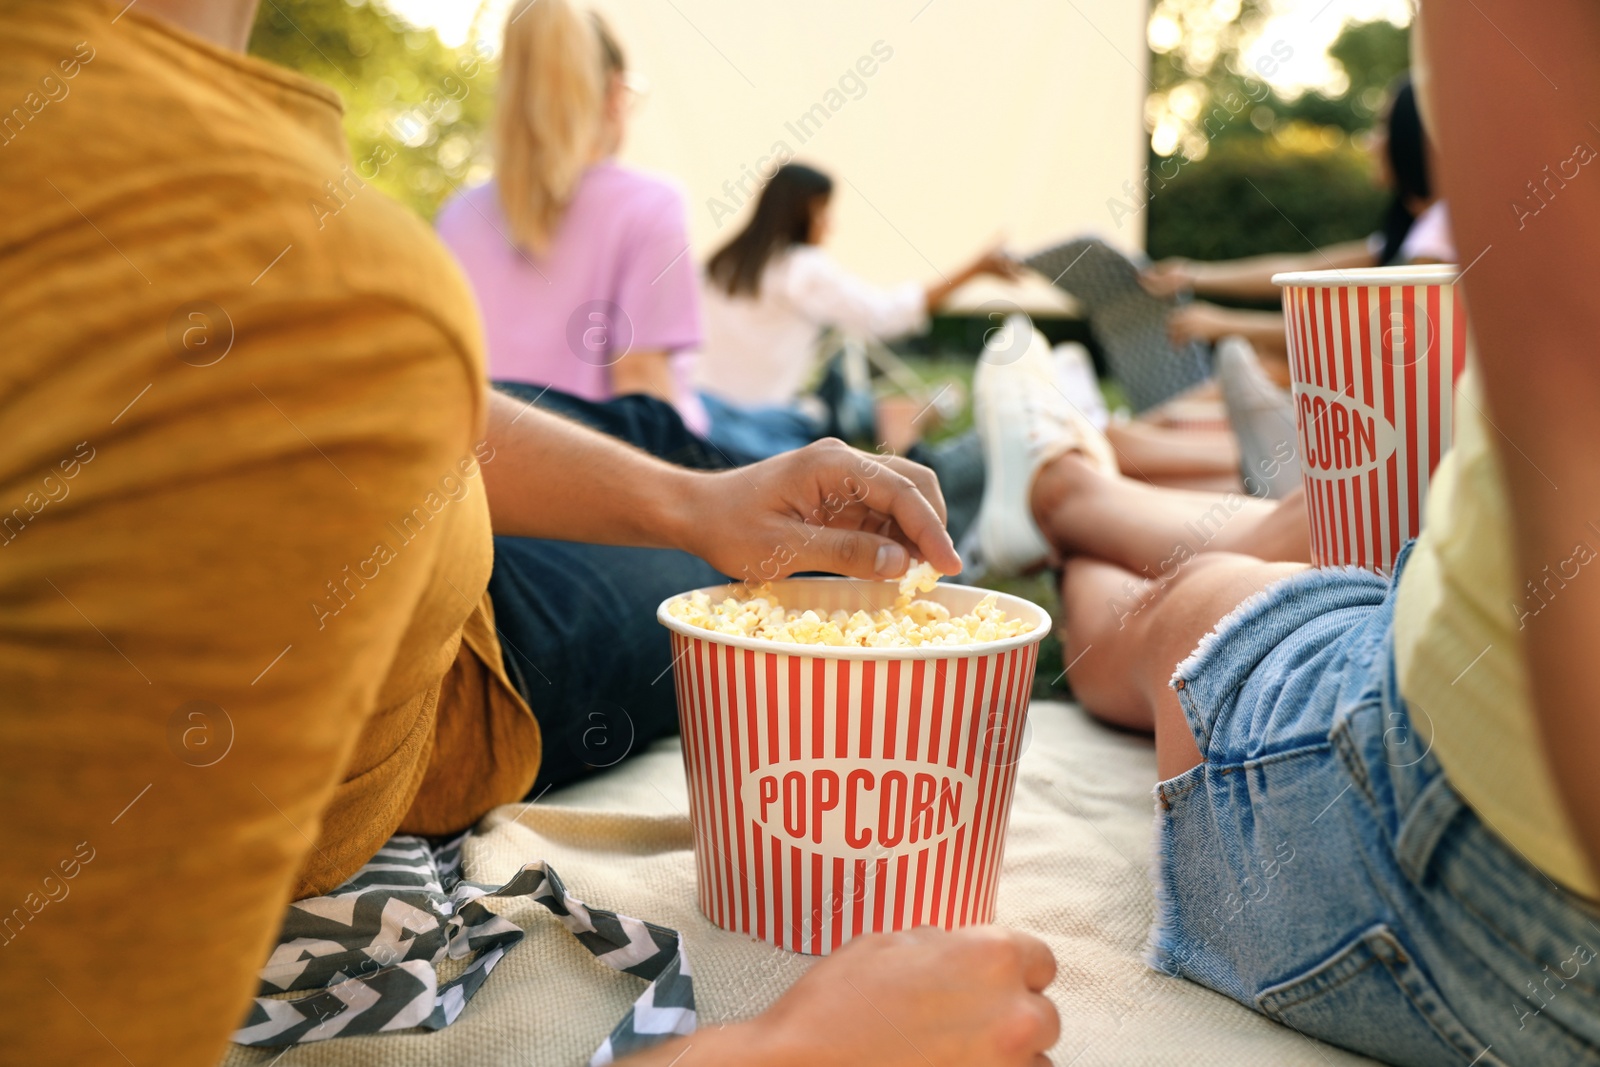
[1214,336,1301,499]
[971,316,1117,578]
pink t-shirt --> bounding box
[436,162,708,435]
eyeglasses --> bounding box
[620,71,651,110]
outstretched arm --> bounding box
[925,243,1022,312]
[479,390,962,581]
[1423,1,1600,878]
[1142,239,1376,300]
[1164,302,1290,360]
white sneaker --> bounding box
[1051,341,1110,431]
[972,317,1117,578]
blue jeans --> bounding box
[487,384,727,793]
[1154,544,1600,1065]
[701,391,988,548]
[700,391,822,461]
[501,382,752,469]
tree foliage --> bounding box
[1144,4,1410,260]
[1144,135,1385,261]
[1270,19,1411,134]
[243,0,1410,261]
[247,0,496,219]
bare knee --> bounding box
[1140,555,1309,773]
[1058,558,1161,730]
[1060,553,1308,754]
[1150,554,1308,651]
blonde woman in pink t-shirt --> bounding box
[437,0,709,435]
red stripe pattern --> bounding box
[1282,281,1466,573]
[668,632,1041,955]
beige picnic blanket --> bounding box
[220,701,1378,1067]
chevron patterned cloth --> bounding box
[1025,238,1212,413]
[231,834,695,1066]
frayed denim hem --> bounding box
[1169,564,1375,689]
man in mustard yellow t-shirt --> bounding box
[0,3,1062,1067]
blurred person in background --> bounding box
[1142,76,1452,365]
[1132,77,1452,501]
[697,162,1020,459]
[436,0,710,436]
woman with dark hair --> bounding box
[696,162,1018,458]
[1141,75,1453,362]
[705,163,837,300]
[1375,78,1435,264]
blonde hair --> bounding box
[494,0,625,253]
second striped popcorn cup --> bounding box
[657,578,1051,955]
[1273,265,1468,573]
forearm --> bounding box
[610,349,678,407]
[1190,240,1374,300]
[924,266,976,312]
[1425,0,1600,872]
[1210,307,1287,345]
[1225,309,1290,359]
[481,389,693,547]
[1169,304,1288,359]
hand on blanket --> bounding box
[645,926,1059,1066]
[757,926,1059,1065]
[671,438,962,582]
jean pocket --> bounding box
[1256,924,1505,1067]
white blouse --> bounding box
[1398,201,1455,264]
[695,245,928,407]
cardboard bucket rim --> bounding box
[1272,263,1460,289]
[657,577,1053,661]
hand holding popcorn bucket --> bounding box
[1273,265,1467,572]
[658,572,1050,955]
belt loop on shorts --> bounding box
[1393,772,1466,884]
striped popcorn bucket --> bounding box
[657,579,1051,955]
[1273,265,1467,573]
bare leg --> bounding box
[1138,471,1250,494]
[1106,421,1240,487]
[1228,486,1313,561]
[1060,553,1310,779]
[1031,452,1311,576]
[1033,448,1314,775]
[1261,349,1292,387]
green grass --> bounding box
[984,571,1070,702]
[899,354,978,442]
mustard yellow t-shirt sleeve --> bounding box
[0,295,482,1065]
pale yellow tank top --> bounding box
[1394,364,1597,897]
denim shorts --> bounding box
[1151,544,1600,1066]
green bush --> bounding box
[1145,133,1388,262]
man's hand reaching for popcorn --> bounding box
[480,392,962,582]
[672,439,962,582]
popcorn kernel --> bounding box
[667,563,1031,649]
